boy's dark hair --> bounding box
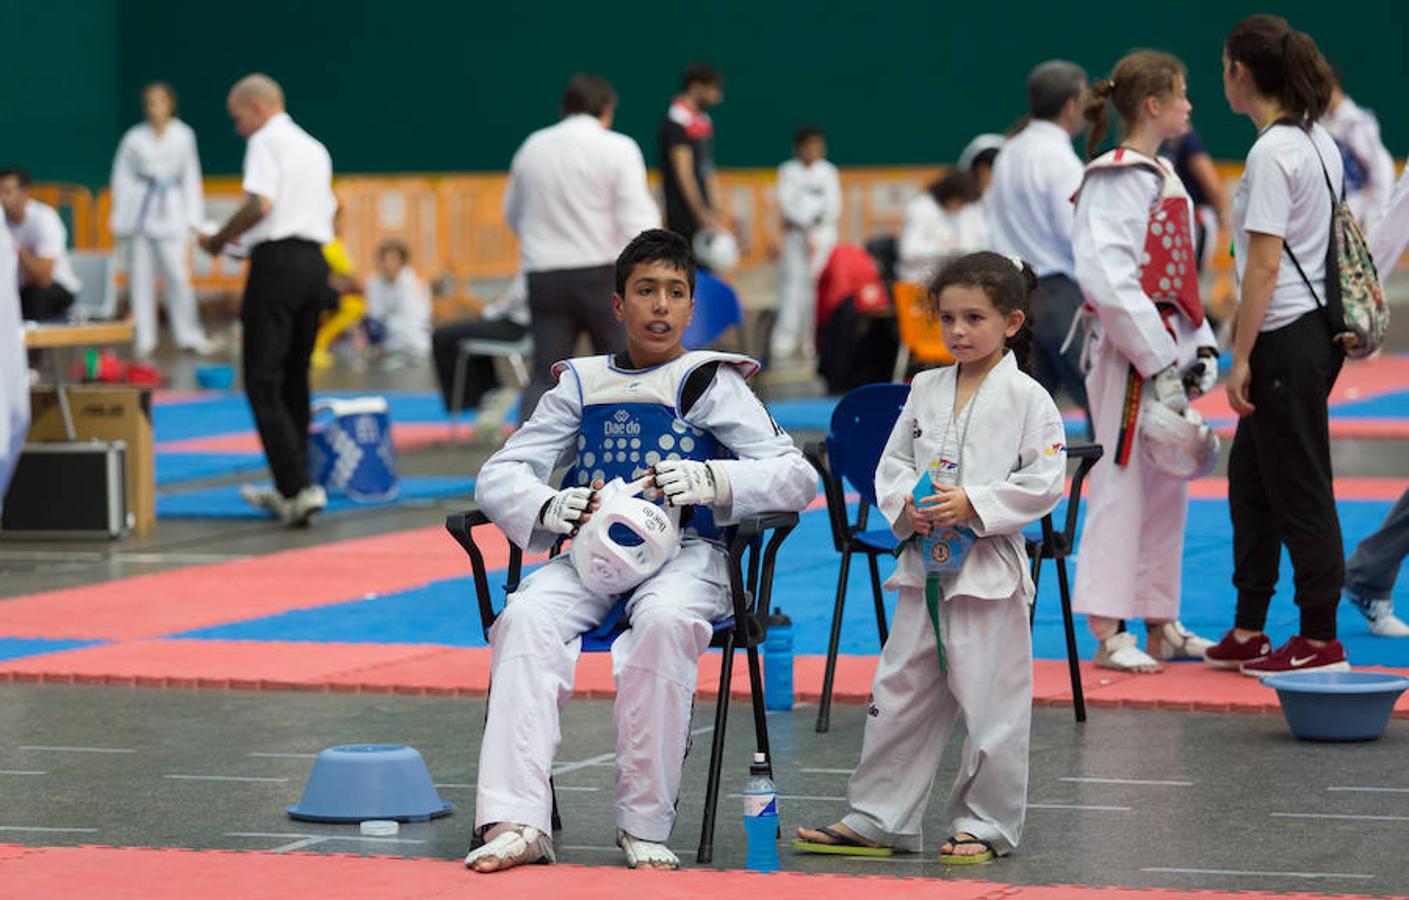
[615,229,695,295]
[377,238,409,263]
[681,63,723,91]
[928,170,980,207]
[1027,60,1087,120]
[928,251,1038,373]
[970,147,1000,172]
[0,168,33,188]
[1225,14,1334,127]
[793,125,824,147]
[560,73,617,118]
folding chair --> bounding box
[69,251,119,321]
[891,281,954,382]
[1023,441,1103,724]
[802,382,911,733]
[685,272,747,351]
[445,500,797,865]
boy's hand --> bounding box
[539,486,598,535]
[652,460,730,508]
[927,485,974,527]
[902,495,932,536]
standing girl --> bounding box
[795,251,1066,863]
[1204,16,1350,674]
[1070,51,1219,673]
[110,82,212,358]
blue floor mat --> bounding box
[0,637,103,663]
[156,453,266,486]
[155,391,459,443]
[156,475,475,518]
[1328,390,1409,419]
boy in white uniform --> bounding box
[364,239,431,369]
[772,126,841,361]
[465,229,815,873]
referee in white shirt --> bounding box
[987,60,1091,427]
[504,74,660,418]
[199,73,335,526]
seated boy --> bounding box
[466,229,815,873]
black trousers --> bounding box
[1033,274,1091,432]
[520,264,622,419]
[20,283,74,322]
[1229,310,1345,640]
[240,239,330,498]
[431,317,530,412]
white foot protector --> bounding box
[1095,631,1161,672]
[464,825,555,872]
[617,829,680,870]
[1152,620,1214,660]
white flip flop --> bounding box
[617,829,680,870]
[1095,631,1162,672]
[464,825,556,872]
[1151,620,1214,660]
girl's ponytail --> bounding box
[1082,78,1116,160]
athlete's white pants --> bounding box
[841,585,1032,854]
[127,235,205,355]
[1072,328,1198,622]
[771,229,832,358]
[0,328,27,517]
[475,541,730,842]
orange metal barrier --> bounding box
[892,280,954,379]
[28,183,96,249]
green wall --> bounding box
[10,0,1405,187]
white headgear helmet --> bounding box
[1139,403,1219,480]
[570,477,680,596]
[692,228,740,273]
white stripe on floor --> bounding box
[20,745,135,754]
[1326,785,1409,794]
[727,793,844,802]
[0,826,99,833]
[1060,777,1192,786]
[0,770,46,776]
[164,774,289,783]
[1272,812,1409,822]
[1029,803,1131,811]
[550,752,615,777]
[1143,866,1372,880]
[799,768,855,775]
[248,752,319,759]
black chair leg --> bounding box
[698,631,736,866]
[816,551,853,733]
[1055,556,1086,723]
[866,554,888,647]
[1029,545,1043,629]
[550,775,562,831]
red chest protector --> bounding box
[1080,148,1204,328]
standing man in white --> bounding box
[0,225,25,517]
[772,125,841,362]
[110,81,214,357]
[986,60,1091,430]
[199,73,335,527]
[505,73,660,420]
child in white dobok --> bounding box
[465,229,814,874]
[796,252,1066,864]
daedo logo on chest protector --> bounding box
[604,409,642,438]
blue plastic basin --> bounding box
[1260,671,1409,742]
[195,364,236,390]
[287,744,453,823]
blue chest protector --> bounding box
[555,350,759,541]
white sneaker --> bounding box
[182,336,223,357]
[282,485,327,527]
[1152,620,1215,660]
[240,484,288,518]
[1347,591,1409,638]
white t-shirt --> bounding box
[897,194,990,285]
[241,112,335,246]
[1232,123,1344,333]
[6,200,81,294]
[986,119,1085,279]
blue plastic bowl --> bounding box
[1260,671,1409,742]
[195,364,236,391]
[287,744,453,823]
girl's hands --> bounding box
[902,496,932,537]
[906,486,974,532]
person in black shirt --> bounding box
[659,63,724,245]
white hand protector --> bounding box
[652,459,732,508]
[1140,403,1219,480]
[1151,364,1190,413]
[539,486,595,535]
[1182,351,1219,398]
[570,478,680,596]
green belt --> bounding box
[896,535,946,672]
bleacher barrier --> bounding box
[41,162,1406,308]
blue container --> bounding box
[287,743,453,823]
[195,364,236,390]
[307,397,399,502]
[1260,671,1409,742]
[763,609,794,711]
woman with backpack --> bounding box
[1203,15,1352,675]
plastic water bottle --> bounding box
[763,609,794,711]
[743,752,780,872]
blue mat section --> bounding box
[156,475,475,518]
[155,453,266,486]
[1328,390,1409,419]
[155,391,458,443]
[0,637,103,663]
[175,499,1409,669]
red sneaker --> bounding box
[1241,636,1350,677]
[1202,629,1271,670]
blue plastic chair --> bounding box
[683,272,746,350]
[803,382,911,733]
[445,491,796,864]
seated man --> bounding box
[467,229,815,873]
[431,273,530,415]
[0,168,82,322]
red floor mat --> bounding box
[0,844,1383,899]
